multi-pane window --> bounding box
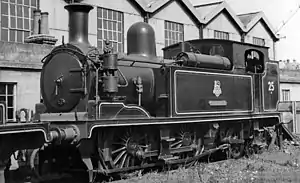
[1,0,38,42]
[214,30,229,40]
[0,83,16,121]
[282,89,290,101]
[253,37,265,46]
[164,21,184,47]
[97,7,123,52]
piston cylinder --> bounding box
[49,125,80,143]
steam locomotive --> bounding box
[0,2,281,183]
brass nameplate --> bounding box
[208,100,227,106]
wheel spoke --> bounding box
[171,140,182,148]
[110,128,150,170]
[113,151,126,165]
[120,137,128,143]
[125,156,130,168]
[119,154,128,168]
[176,144,182,148]
[113,142,126,145]
[171,125,205,167]
[112,147,126,154]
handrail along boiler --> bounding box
[30,3,281,182]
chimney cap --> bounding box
[64,3,94,12]
[33,9,41,13]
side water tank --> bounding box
[127,22,157,59]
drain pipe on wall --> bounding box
[144,12,150,23]
[33,10,41,35]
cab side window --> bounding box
[245,49,264,74]
[0,102,5,124]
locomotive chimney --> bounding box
[64,3,93,45]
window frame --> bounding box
[164,20,184,47]
[0,82,17,121]
[253,37,265,46]
[96,6,124,52]
[214,30,229,40]
[281,89,290,101]
[0,101,5,124]
[0,0,38,43]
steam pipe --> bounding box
[143,13,149,23]
[176,52,232,70]
[64,3,94,45]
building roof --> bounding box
[194,1,222,20]
[238,11,279,41]
[238,12,260,26]
[194,1,244,29]
[136,0,169,12]
[134,0,204,24]
[194,1,279,41]
[280,69,300,83]
[133,0,279,41]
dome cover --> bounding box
[127,22,157,59]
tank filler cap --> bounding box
[127,22,157,59]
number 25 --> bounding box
[268,81,275,92]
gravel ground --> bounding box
[112,140,300,183]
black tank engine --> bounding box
[0,3,281,183]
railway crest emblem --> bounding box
[213,80,222,97]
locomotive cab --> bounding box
[163,39,270,72]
